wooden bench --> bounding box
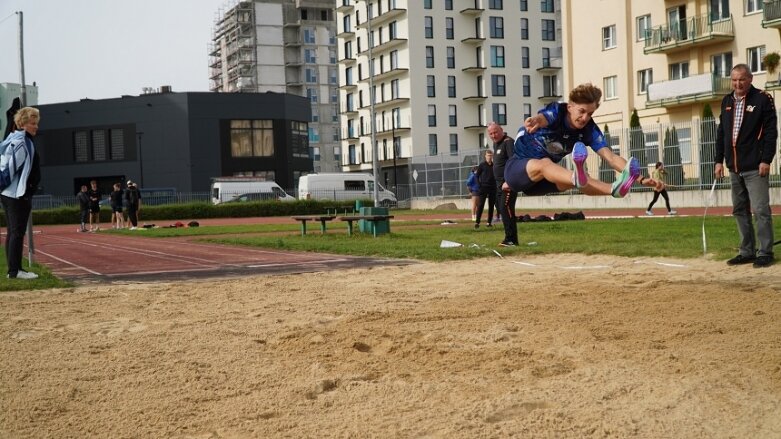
[291,215,336,236]
[339,215,394,237]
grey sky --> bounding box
[0,0,229,104]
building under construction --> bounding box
[210,0,339,174]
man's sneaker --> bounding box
[726,254,756,265]
[645,210,654,216]
[474,223,479,230]
[10,270,39,280]
[486,223,493,228]
[611,157,640,198]
[572,141,589,188]
[753,255,775,268]
[668,210,678,215]
[499,241,516,247]
[130,226,138,230]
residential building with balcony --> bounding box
[210,0,341,174]
[336,0,563,190]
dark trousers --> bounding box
[648,189,671,211]
[497,183,519,244]
[127,207,139,227]
[1,195,33,277]
[475,187,496,225]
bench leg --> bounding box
[300,221,307,236]
[319,220,328,234]
[371,221,378,238]
[345,220,354,236]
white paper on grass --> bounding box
[440,240,463,248]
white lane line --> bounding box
[34,249,103,275]
[561,265,610,270]
[512,261,538,267]
[634,260,688,268]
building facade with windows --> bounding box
[562,0,779,148]
[336,0,563,189]
[209,0,340,174]
[34,92,311,197]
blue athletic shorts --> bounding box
[504,156,560,196]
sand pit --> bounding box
[1,254,780,438]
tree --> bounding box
[628,108,647,170]
[663,126,684,187]
[599,124,616,183]
[699,103,717,188]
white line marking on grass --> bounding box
[634,260,688,268]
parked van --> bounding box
[210,178,295,204]
[298,173,397,206]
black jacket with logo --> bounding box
[715,85,777,173]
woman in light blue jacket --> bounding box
[0,107,41,279]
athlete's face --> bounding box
[730,67,753,98]
[566,102,598,130]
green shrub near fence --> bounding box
[0,200,375,227]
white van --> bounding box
[298,173,397,206]
[210,178,295,204]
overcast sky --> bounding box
[0,0,230,104]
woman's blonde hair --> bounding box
[13,107,40,128]
[569,83,602,107]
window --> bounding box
[445,0,453,10]
[346,93,354,112]
[449,105,457,126]
[541,0,554,13]
[489,0,503,9]
[492,103,507,125]
[424,0,432,9]
[110,129,124,160]
[490,17,504,38]
[311,105,319,122]
[230,120,275,158]
[522,75,531,97]
[523,103,532,120]
[429,134,438,155]
[491,74,506,96]
[330,49,337,64]
[306,87,318,103]
[712,52,733,78]
[424,16,433,38]
[344,41,352,59]
[347,119,355,138]
[304,28,316,44]
[746,0,763,14]
[542,19,555,41]
[448,75,456,97]
[710,0,730,20]
[450,134,459,155]
[308,127,320,144]
[447,46,456,69]
[390,79,400,99]
[446,17,454,39]
[543,75,557,97]
[92,129,106,161]
[747,46,766,73]
[304,48,317,63]
[427,75,436,97]
[636,15,651,41]
[390,50,399,69]
[520,18,529,40]
[669,62,689,80]
[490,45,505,67]
[343,14,351,33]
[73,131,87,162]
[475,46,483,68]
[392,107,401,129]
[520,0,528,11]
[542,47,551,67]
[389,21,397,39]
[428,105,437,127]
[638,69,653,94]
[333,146,341,163]
[521,46,529,68]
[305,67,317,83]
[476,75,484,96]
[426,46,434,68]
[603,76,618,99]
[603,25,616,49]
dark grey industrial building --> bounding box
[34,91,312,197]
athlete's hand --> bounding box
[524,115,545,134]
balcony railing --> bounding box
[643,13,734,54]
[763,0,781,28]
[646,73,731,108]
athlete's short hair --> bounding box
[569,83,602,107]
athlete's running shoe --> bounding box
[611,157,640,198]
[572,141,589,188]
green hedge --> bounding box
[0,200,375,227]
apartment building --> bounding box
[336,0,563,190]
[562,0,779,168]
[209,0,341,174]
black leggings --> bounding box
[648,189,671,211]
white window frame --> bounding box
[602,25,617,50]
[603,75,618,100]
[636,15,651,41]
[638,69,652,94]
[747,46,766,73]
[746,0,763,14]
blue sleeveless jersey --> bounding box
[513,102,607,163]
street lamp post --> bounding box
[363,0,380,207]
[392,116,397,190]
[136,131,145,187]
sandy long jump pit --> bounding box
[1,254,780,438]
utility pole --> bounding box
[16,11,34,266]
[363,0,380,207]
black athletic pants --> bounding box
[497,183,518,244]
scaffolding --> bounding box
[210,1,257,92]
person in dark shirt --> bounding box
[109,182,125,229]
[124,180,142,229]
[474,149,496,229]
[76,185,90,232]
[488,122,518,246]
[87,180,102,232]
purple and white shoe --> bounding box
[572,141,589,188]
[611,157,640,198]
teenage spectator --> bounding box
[87,180,102,232]
[76,185,90,232]
[124,180,142,230]
[0,107,41,279]
[109,182,125,229]
[715,64,777,268]
[645,162,677,216]
[474,149,496,229]
[465,166,479,221]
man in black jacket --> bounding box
[474,149,496,229]
[715,64,777,268]
[488,122,518,246]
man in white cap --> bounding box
[123,180,142,230]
